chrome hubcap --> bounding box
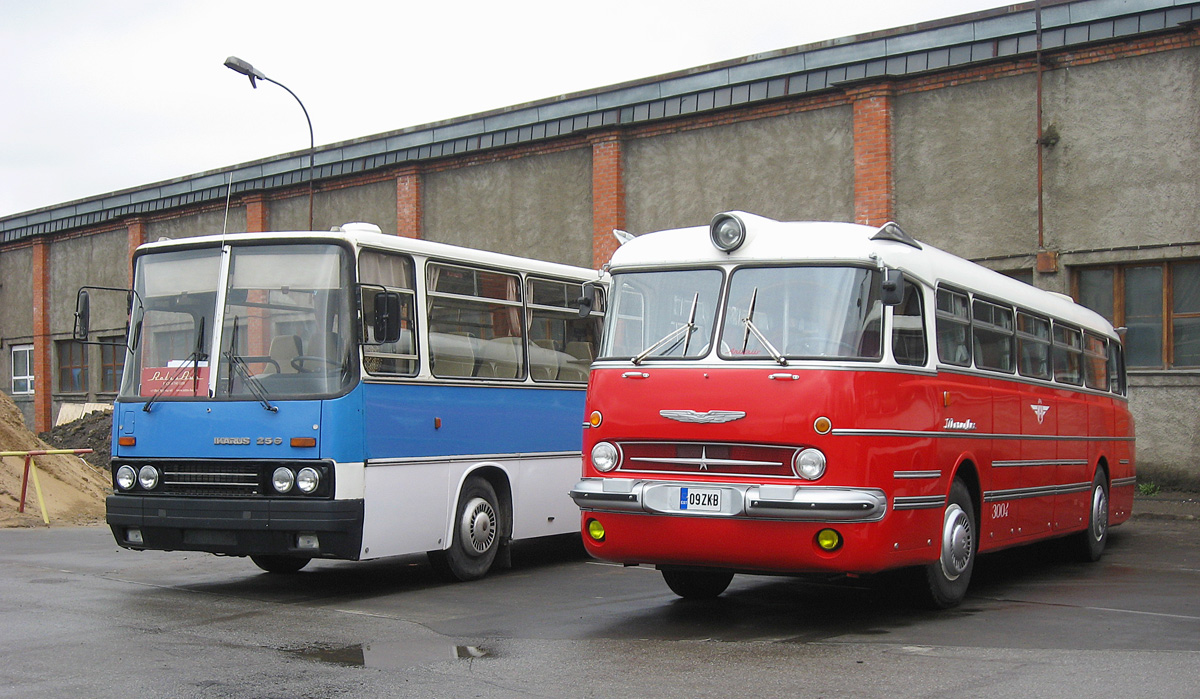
[460,497,497,554]
[940,503,973,580]
[1090,484,1109,542]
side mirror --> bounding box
[373,290,403,344]
[577,282,597,319]
[73,290,92,340]
[881,269,905,306]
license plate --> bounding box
[679,487,721,512]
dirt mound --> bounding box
[40,409,112,470]
[1,393,108,527]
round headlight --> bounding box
[116,465,137,491]
[591,441,620,473]
[272,467,295,493]
[296,467,320,494]
[793,448,827,480]
[138,465,160,490]
[710,213,746,252]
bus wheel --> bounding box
[661,568,734,599]
[1075,470,1109,562]
[437,477,502,582]
[250,555,310,574]
[919,479,976,609]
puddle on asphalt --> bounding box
[285,639,491,670]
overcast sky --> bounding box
[0,0,1008,217]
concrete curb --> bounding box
[1132,492,1200,521]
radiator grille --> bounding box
[617,441,798,479]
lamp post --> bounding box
[223,56,315,230]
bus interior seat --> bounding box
[433,331,476,377]
[268,335,302,374]
[566,342,594,362]
[530,339,560,381]
[479,336,522,379]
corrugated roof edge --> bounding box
[2,0,1194,242]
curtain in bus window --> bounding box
[359,251,417,376]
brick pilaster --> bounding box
[848,82,896,227]
[245,194,268,233]
[396,167,422,238]
[590,131,625,269]
[31,238,52,432]
[126,218,145,287]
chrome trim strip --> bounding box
[367,451,579,467]
[831,428,1134,442]
[570,478,887,523]
[894,495,946,510]
[1119,459,1131,465]
[893,470,942,479]
[630,456,782,468]
[991,459,1090,468]
[1111,476,1138,488]
[984,480,1091,502]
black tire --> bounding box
[661,568,734,599]
[434,477,503,582]
[250,555,310,574]
[1075,470,1109,562]
[917,479,976,609]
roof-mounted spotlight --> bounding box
[710,212,747,253]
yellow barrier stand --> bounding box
[1,449,95,526]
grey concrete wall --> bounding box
[0,247,33,346]
[624,106,855,234]
[1043,47,1200,251]
[423,148,593,268]
[895,74,1039,261]
[268,180,397,234]
[147,208,244,241]
[49,229,128,339]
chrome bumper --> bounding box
[570,478,887,523]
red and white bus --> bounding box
[570,212,1134,607]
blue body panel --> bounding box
[362,382,586,459]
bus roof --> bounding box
[135,223,602,282]
[609,212,1118,340]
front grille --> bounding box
[617,441,799,479]
[160,462,261,496]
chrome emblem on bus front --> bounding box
[660,409,746,424]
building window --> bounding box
[57,340,88,393]
[100,337,125,393]
[1076,262,1200,369]
[11,344,34,394]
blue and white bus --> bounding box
[83,223,604,580]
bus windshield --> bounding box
[719,265,883,361]
[120,243,355,401]
[600,269,723,361]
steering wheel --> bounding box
[291,355,340,372]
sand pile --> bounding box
[0,392,108,527]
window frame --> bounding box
[56,339,89,394]
[11,344,34,395]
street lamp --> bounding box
[223,56,315,230]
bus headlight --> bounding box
[296,467,320,494]
[792,448,827,480]
[272,467,295,493]
[591,441,620,472]
[710,213,747,252]
[115,465,137,491]
[138,465,160,490]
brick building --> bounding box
[3,0,1199,485]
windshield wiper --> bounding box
[144,317,207,412]
[741,288,787,366]
[633,293,699,365]
[223,317,277,413]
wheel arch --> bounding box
[949,457,982,527]
[456,464,514,540]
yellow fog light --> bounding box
[816,528,842,552]
[586,518,606,542]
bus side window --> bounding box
[1052,323,1083,385]
[892,281,927,366]
[1083,332,1108,390]
[1108,341,1127,395]
[527,277,604,383]
[935,288,971,366]
[359,251,418,376]
[1016,311,1051,380]
[972,298,1015,373]
[428,263,525,380]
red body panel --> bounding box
[579,365,1134,575]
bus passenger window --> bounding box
[1052,323,1083,385]
[1083,332,1108,390]
[527,277,604,382]
[892,282,927,366]
[1016,311,1051,380]
[972,298,1015,373]
[428,264,525,380]
[935,288,971,366]
[359,251,418,376]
